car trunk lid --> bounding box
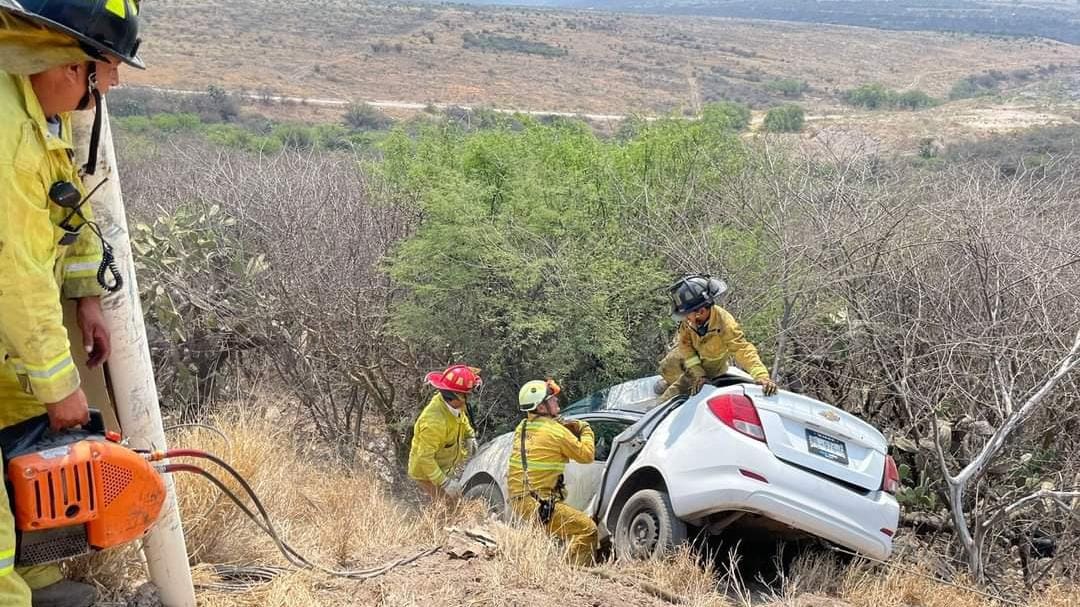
[748,386,887,492]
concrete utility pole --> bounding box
[72,101,197,607]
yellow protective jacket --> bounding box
[407,393,475,486]
[508,416,594,499]
[676,305,768,381]
[0,71,104,405]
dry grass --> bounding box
[128,0,1080,116]
[626,546,720,601]
[67,405,482,604]
[168,410,444,569]
[64,406,1079,606]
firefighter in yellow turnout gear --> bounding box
[407,365,481,500]
[659,275,778,401]
[1,2,144,605]
[508,379,598,566]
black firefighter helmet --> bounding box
[1,0,144,69]
[669,274,728,322]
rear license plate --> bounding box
[806,429,849,465]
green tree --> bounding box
[843,83,937,110]
[150,112,202,132]
[843,83,894,109]
[271,123,316,150]
[894,90,938,110]
[700,101,751,131]
[382,114,747,416]
[762,104,806,133]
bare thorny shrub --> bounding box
[839,161,1080,585]
[120,136,425,474]
[635,137,1080,586]
[527,132,1077,586]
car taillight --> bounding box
[882,455,900,494]
[708,394,766,442]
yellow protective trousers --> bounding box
[0,365,65,605]
[510,496,598,567]
[658,348,742,401]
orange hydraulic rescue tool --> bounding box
[5,412,440,578]
[1,411,166,566]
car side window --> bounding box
[588,419,633,462]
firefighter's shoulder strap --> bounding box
[520,417,556,525]
[519,417,532,496]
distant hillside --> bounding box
[130,0,1080,119]
[431,0,1080,44]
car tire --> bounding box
[613,489,687,560]
[463,480,505,516]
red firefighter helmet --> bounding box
[425,365,482,393]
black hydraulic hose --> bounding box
[162,464,310,570]
[161,459,439,579]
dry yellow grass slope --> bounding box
[69,407,1078,606]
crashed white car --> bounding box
[460,369,901,560]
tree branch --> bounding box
[956,326,1080,485]
[982,489,1080,530]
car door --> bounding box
[562,415,635,512]
[592,396,687,536]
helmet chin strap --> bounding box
[76,62,103,176]
[68,61,122,292]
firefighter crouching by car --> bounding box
[508,379,598,566]
[657,274,778,401]
[407,364,481,501]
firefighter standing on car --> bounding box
[407,364,481,500]
[508,379,598,567]
[658,274,778,401]
[0,1,143,605]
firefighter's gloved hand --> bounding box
[560,419,586,437]
[757,377,778,396]
[441,477,463,499]
[653,377,668,395]
[689,376,707,396]
[465,438,478,457]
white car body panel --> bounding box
[460,373,900,560]
[563,461,604,512]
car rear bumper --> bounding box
[747,487,895,560]
[669,458,899,560]
[646,402,899,560]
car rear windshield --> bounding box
[563,377,660,416]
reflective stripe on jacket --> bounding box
[508,416,594,499]
[0,71,104,404]
[676,305,768,381]
[407,393,475,486]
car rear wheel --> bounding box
[463,480,505,516]
[614,489,687,559]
